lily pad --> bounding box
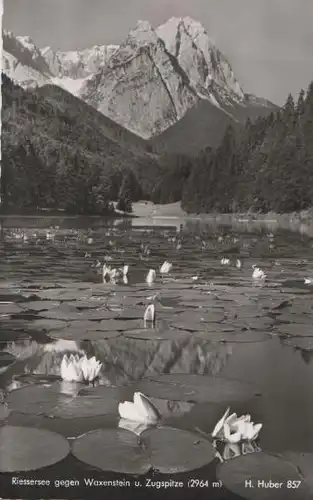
[19,300,60,311]
[230,317,273,330]
[0,303,23,315]
[37,288,92,302]
[217,452,310,499]
[116,309,145,320]
[7,382,68,415]
[0,330,31,342]
[72,426,215,475]
[0,351,16,367]
[276,324,313,337]
[281,452,313,494]
[35,288,71,300]
[194,330,269,343]
[72,428,151,474]
[175,310,226,324]
[136,374,258,403]
[7,382,120,418]
[277,313,313,325]
[171,320,236,333]
[100,319,140,331]
[49,325,121,341]
[39,307,117,321]
[282,337,313,351]
[84,309,120,321]
[141,426,215,473]
[70,299,107,309]
[38,304,84,321]
[0,425,70,472]
[123,328,191,341]
[31,319,68,332]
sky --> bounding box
[3,0,313,105]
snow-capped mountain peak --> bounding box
[16,35,37,53]
[156,16,244,103]
[2,30,52,88]
[126,19,158,46]
[2,18,274,146]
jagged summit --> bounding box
[134,20,153,31]
[156,16,244,103]
[125,19,159,48]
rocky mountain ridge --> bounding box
[2,18,276,149]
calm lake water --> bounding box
[0,215,313,499]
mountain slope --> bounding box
[150,96,277,155]
[2,31,52,88]
[1,74,160,213]
[156,16,244,104]
[80,17,276,147]
[80,20,198,138]
[2,30,118,96]
[181,82,313,214]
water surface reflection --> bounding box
[0,216,313,498]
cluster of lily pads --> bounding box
[59,353,262,447]
[1,227,313,500]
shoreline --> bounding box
[131,202,313,223]
[1,201,313,225]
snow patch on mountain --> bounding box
[41,44,119,78]
[50,76,89,96]
[2,50,50,88]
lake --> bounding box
[0,215,312,500]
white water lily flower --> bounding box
[146,269,156,284]
[118,392,161,424]
[144,304,155,324]
[160,261,172,273]
[304,278,313,285]
[102,264,117,283]
[221,258,230,265]
[212,407,262,444]
[236,259,242,269]
[118,418,150,436]
[147,292,160,301]
[222,442,241,460]
[80,355,102,383]
[60,354,84,382]
[252,265,266,280]
[212,407,230,439]
[60,354,102,383]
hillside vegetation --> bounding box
[1,74,159,214]
[2,74,311,216]
[179,82,313,213]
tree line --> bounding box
[1,74,149,215]
[2,73,313,215]
[180,82,313,213]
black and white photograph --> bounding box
[0,0,313,498]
